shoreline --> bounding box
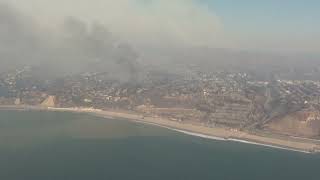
[128,119,313,154]
[1,105,319,154]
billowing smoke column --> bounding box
[0,3,141,82]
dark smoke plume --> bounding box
[0,3,141,82]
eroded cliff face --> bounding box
[266,109,320,138]
[134,93,258,129]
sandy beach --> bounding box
[92,109,320,153]
[1,105,320,153]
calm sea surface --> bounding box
[0,110,320,180]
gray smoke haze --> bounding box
[0,3,141,82]
[0,3,41,70]
[0,2,320,82]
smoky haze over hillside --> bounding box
[0,2,320,82]
[0,3,141,81]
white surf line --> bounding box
[227,138,311,154]
[43,109,315,154]
[131,119,226,141]
[130,119,312,154]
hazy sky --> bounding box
[204,0,320,53]
[1,0,319,53]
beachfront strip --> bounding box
[3,105,317,154]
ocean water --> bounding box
[0,110,319,180]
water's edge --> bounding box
[0,106,317,154]
[128,119,312,154]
